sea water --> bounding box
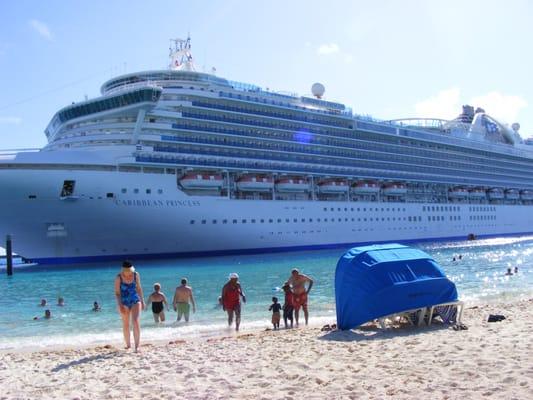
[0,236,532,351]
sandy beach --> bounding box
[0,299,531,400]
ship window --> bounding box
[121,188,127,193]
[277,219,281,223]
[201,220,206,224]
[158,189,163,194]
[146,189,151,194]
[293,218,298,223]
[285,218,290,223]
[222,219,227,224]
[233,219,238,224]
[60,180,75,197]
[323,208,327,211]
[260,219,264,223]
[190,220,195,224]
[134,189,139,194]
[309,218,313,222]
[28,195,37,199]
[212,220,217,224]
[251,219,256,223]
[242,219,247,223]
[106,193,114,198]
[324,218,328,222]
[269,219,273,223]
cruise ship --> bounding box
[1,38,532,264]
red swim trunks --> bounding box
[292,292,308,311]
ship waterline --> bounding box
[1,37,532,263]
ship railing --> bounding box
[104,81,162,96]
[0,148,40,157]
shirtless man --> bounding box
[221,273,246,331]
[173,278,196,322]
[146,283,169,323]
[287,268,313,326]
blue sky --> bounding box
[1,0,532,148]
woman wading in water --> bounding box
[114,260,145,352]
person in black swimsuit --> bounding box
[146,283,169,323]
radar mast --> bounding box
[168,37,195,71]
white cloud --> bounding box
[317,43,339,55]
[414,88,527,124]
[414,87,461,120]
[29,19,53,41]
[0,116,22,125]
[469,92,527,124]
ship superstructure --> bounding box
[1,37,532,263]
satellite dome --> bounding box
[311,82,325,99]
[512,122,520,131]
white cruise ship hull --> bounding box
[1,168,531,264]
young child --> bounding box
[269,296,282,330]
[282,282,294,329]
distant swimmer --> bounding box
[221,273,246,331]
[146,283,169,323]
[92,301,101,311]
[173,278,196,322]
[34,309,51,320]
[39,299,47,307]
[287,268,314,326]
[514,266,519,274]
[505,268,513,276]
[452,257,456,262]
[57,297,65,306]
[459,255,463,260]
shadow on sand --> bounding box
[52,351,121,372]
[319,323,452,342]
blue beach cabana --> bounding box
[335,244,459,330]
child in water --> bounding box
[269,297,282,330]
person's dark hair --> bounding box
[181,278,187,285]
[272,296,278,302]
[122,260,133,268]
[291,268,299,274]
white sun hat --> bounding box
[228,272,239,279]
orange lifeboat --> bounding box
[180,173,224,190]
[468,188,486,199]
[351,181,380,195]
[275,177,310,192]
[236,175,274,192]
[449,187,469,198]
[520,190,533,201]
[487,188,504,200]
[317,179,349,194]
[505,189,520,200]
[382,182,407,196]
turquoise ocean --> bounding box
[0,236,532,351]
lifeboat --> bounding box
[382,183,407,196]
[505,189,520,200]
[449,187,469,198]
[351,181,380,195]
[317,179,349,194]
[180,173,224,190]
[275,177,310,192]
[520,190,533,201]
[468,188,486,199]
[236,175,274,192]
[487,188,504,200]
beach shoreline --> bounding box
[0,299,531,399]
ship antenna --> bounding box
[168,36,195,71]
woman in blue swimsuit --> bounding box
[114,260,145,352]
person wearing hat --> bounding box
[221,273,246,331]
[114,260,145,352]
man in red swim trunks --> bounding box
[288,268,314,326]
[221,272,246,331]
